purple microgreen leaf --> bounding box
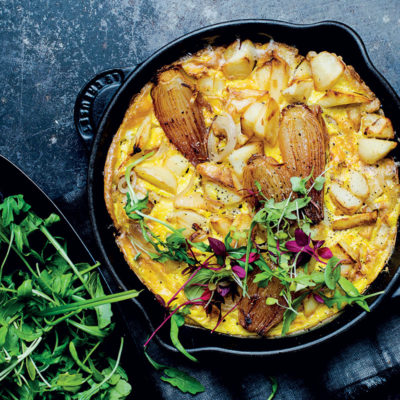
[208,237,226,257]
[312,239,325,249]
[232,265,246,279]
[294,228,310,247]
[314,294,325,304]
[239,252,260,263]
[318,247,333,260]
[285,240,302,253]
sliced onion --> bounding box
[118,171,137,194]
[171,210,208,237]
[153,138,170,162]
[207,113,239,162]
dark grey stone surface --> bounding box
[1,1,400,399]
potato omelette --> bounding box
[104,39,399,337]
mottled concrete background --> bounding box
[1,1,399,399]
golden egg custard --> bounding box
[104,39,399,338]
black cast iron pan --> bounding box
[74,19,400,357]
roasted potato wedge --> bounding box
[241,98,280,144]
[293,59,312,80]
[282,79,314,103]
[330,183,362,214]
[196,162,235,189]
[362,114,394,139]
[332,211,378,230]
[222,39,257,80]
[348,171,369,199]
[228,142,263,177]
[135,164,177,194]
[358,138,397,164]
[316,90,370,108]
[310,51,345,91]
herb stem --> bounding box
[80,337,125,400]
[0,337,42,382]
[40,289,141,316]
[0,229,14,282]
[39,225,89,293]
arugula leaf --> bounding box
[87,272,113,329]
[108,379,132,400]
[144,350,204,395]
[124,192,149,220]
[324,256,341,290]
[170,310,198,362]
[282,293,307,335]
[0,195,134,400]
[161,367,205,395]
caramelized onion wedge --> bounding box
[152,67,208,165]
[278,104,328,223]
[243,155,293,208]
[238,271,286,335]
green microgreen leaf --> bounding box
[170,308,198,362]
[324,256,341,290]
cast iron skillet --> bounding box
[74,19,400,357]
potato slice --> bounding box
[332,211,378,230]
[330,183,362,214]
[241,98,280,144]
[241,102,265,137]
[268,57,289,102]
[174,193,206,210]
[165,154,190,176]
[316,91,370,108]
[197,74,225,95]
[310,52,345,91]
[254,63,272,90]
[348,171,369,199]
[135,164,177,193]
[358,138,397,164]
[346,106,362,131]
[203,180,242,205]
[293,59,312,80]
[196,162,235,188]
[171,210,208,237]
[282,79,314,103]
[210,216,233,237]
[228,142,263,177]
[363,114,394,139]
[222,39,256,80]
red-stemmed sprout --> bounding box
[285,228,333,267]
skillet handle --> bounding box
[74,66,137,149]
